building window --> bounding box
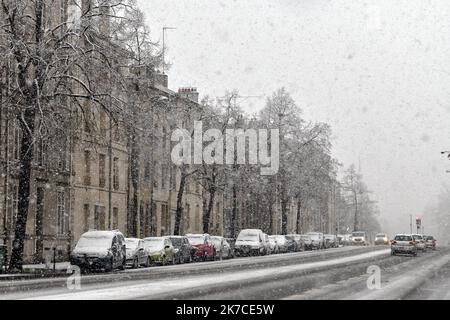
[195,182,200,195]
[112,207,118,230]
[94,205,106,230]
[195,204,200,232]
[35,187,44,237]
[35,137,47,167]
[113,157,119,190]
[161,204,169,235]
[152,162,159,189]
[144,161,150,183]
[162,127,167,150]
[99,154,106,188]
[84,150,91,186]
[57,188,66,235]
[170,166,176,190]
[83,204,90,232]
[161,165,168,190]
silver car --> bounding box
[210,236,233,260]
[412,234,426,251]
[125,238,149,268]
[391,234,417,256]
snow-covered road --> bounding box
[1,246,448,300]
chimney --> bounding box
[178,87,199,103]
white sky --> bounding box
[137,0,450,235]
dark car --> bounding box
[168,236,193,264]
[70,230,126,272]
[225,238,236,257]
[285,235,298,252]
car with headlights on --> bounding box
[391,234,417,256]
[351,231,368,246]
[143,237,175,265]
[168,236,193,264]
[186,234,216,261]
[374,233,389,245]
[70,230,126,272]
[125,238,149,268]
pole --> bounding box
[410,215,413,234]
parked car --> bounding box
[324,234,338,248]
[125,238,149,268]
[211,236,233,260]
[70,230,126,272]
[285,235,298,252]
[273,235,289,253]
[341,234,352,246]
[391,234,417,256]
[186,234,216,261]
[424,235,437,250]
[168,236,193,264]
[268,235,279,254]
[351,231,368,246]
[234,229,268,256]
[143,237,175,265]
[306,232,324,250]
[300,235,313,250]
[374,233,389,245]
[286,234,304,251]
[412,234,426,251]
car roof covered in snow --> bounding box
[81,230,122,239]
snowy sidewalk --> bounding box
[0,262,70,281]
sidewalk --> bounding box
[0,262,70,281]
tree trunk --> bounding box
[353,191,358,231]
[203,172,217,234]
[296,198,302,234]
[173,173,186,236]
[231,184,237,238]
[9,108,36,271]
[128,131,139,237]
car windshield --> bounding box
[169,238,183,247]
[413,235,422,240]
[237,232,259,242]
[125,239,139,250]
[143,238,164,250]
[76,235,112,249]
[427,236,435,240]
[352,232,365,237]
[376,234,386,237]
[211,238,222,246]
[307,233,320,240]
[187,236,204,245]
[395,235,412,241]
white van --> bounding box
[235,229,268,256]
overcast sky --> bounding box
[137,0,450,235]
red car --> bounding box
[186,234,216,261]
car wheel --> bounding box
[105,258,114,272]
[119,258,126,270]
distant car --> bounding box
[125,238,149,268]
[306,232,324,250]
[324,234,338,248]
[286,234,304,251]
[412,234,426,251]
[391,234,417,256]
[268,236,279,254]
[70,230,126,272]
[300,235,313,250]
[351,231,368,246]
[211,236,233,260]
[341,234,352,246]
[143,237,175,265]
[424,235,437,250]
[273,235,289,253]
[186,234,216,261]
[168,236,193,264]
[374,233,389,245]
[234,229,268,256]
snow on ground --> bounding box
[20,249,390,300]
